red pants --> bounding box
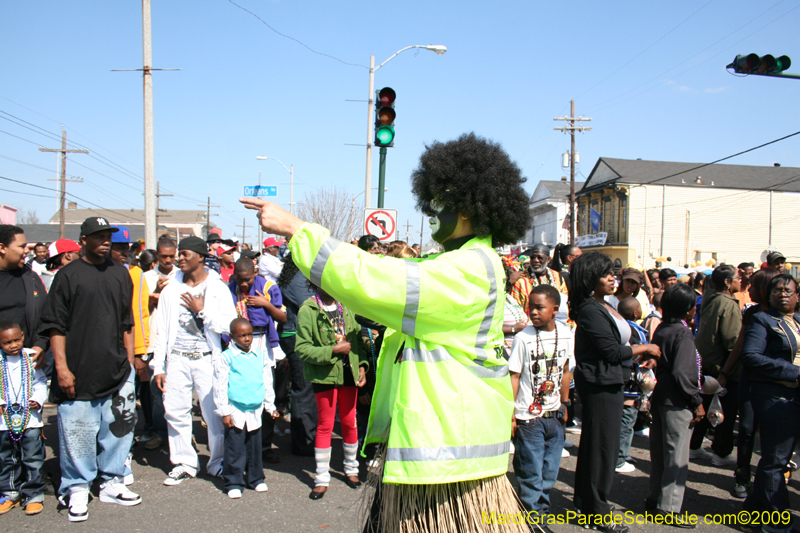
[314,386,358,448]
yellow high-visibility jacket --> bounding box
[289,223,511,485]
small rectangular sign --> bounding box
[243,185,278,197]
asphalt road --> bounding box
[2,406,798,532]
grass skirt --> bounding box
[360,450,532,533]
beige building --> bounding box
[575,158,800,269]
[48,203,210,242]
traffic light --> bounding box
[374,87,396,147]
[729,53,791,74]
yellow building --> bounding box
[576,158,800,269]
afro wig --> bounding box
[411,132,531,247]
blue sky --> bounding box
[1,0,798,244]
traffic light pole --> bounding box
[378,147,387,208]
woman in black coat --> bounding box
[648,284,705,524]
[569,252,660,533]
[741,274,800,533]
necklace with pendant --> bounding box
[316,293,346,342]
[0,352,32,441]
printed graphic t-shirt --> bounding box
[508,321,573,420]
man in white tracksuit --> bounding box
[152,236,237,485]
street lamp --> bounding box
[364,44,447,210]
[256,156,294,215]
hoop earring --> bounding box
[590,290,595,297]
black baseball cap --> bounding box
[241,249,260,260]
[206,235,223,244]
[767,251,786,264]
[179,236,210,257]
[80,216,120,237]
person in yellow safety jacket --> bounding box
[243,133,533,533]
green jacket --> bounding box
[289,223,510,485]
[295,296,368,385]
[696,290,742,381]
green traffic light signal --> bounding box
[374,87,396,147]
[729,53,792,74]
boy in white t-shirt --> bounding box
[509,285,573,530]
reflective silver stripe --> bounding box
[309,238,343,287]
[402,261,421,336]
[386,441,510,462]
[473,249,498,352]
[401,340,508,378]
[470,361,509,378]
[401,340,450,363]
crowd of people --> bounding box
[0,217,432,522]
[0,132,797,533]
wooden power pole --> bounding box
[198,197,219,239]
[39,130,88,239]
[554,100,592,244]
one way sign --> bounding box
[363,208,397,242]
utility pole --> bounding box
[39,130,88,239]
[198,197,219,239]
[241,218,253,247]
[156,180,173,239]
[111,0,181,249]
[419,214,424,247]
[403,219,413,243]
[554,100,592,244]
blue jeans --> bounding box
[513,415,565,516]
[744,383,800,533]
[0,428,45,504]
[57,373,136,495]
[618,403,638,467]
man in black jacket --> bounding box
[0,225,48,366]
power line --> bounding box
[0,174,133,220]
[0,129,40,145]
[0,187,53,199]
[640,130,800,186]
[586,1,799,114]
[576,0,714,100]
[226,0,366,69]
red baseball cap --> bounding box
[215,244,236,257]
[263,237,283,248]
[48,239,81,257]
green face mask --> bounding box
[427,199,459,244]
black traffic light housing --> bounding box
[729,53,791,74]
[374,87,396,147]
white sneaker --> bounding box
[689,447,713,461]
[712,452,737,466]
[634,427,650,437]
[615,462,635,473]
[562,447,570,458]
[67,490,89,522]
[123,453,134,485]
[99,482,142,506]
[228,489,242,499]
[254,483,268,492]
[564,439,574,448]
[164,465,195,486]
[565,419,582,434]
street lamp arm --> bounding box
[374,44,447,72]
[256,156,290,173]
